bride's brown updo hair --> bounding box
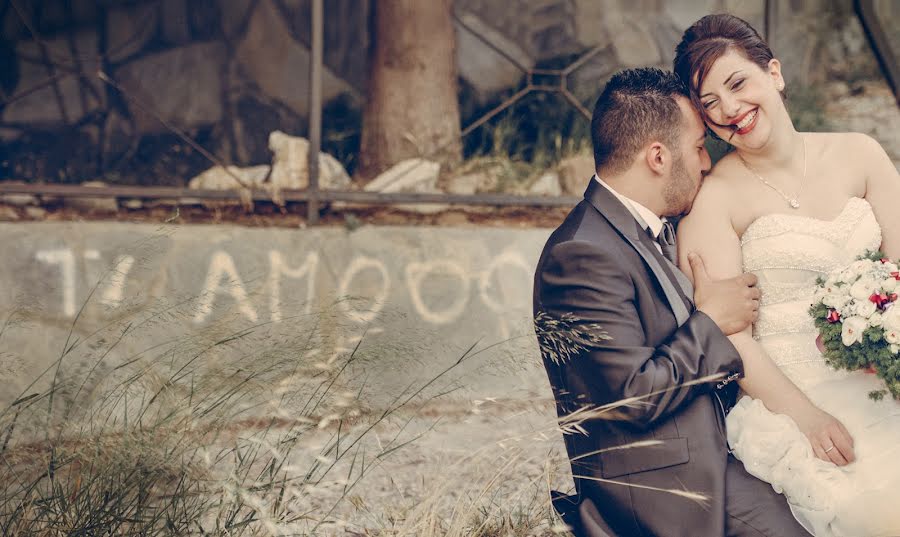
[673,14,782,119]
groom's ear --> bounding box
[645,142,669,175]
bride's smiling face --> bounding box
[696,48,786,150]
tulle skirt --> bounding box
[727,366,900,536]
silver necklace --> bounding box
[740,136,807,209]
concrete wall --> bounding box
[0,223,553,408]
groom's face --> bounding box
[663,98,711,216]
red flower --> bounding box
[870,293,896,310]
[892,271,900,281]
[826,310,841,323]
[882,258,891,264]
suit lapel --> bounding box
[583,179,691,326]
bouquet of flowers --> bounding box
[809,251,900,400]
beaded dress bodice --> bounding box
[729,197,900,537]
[740,197,882,389]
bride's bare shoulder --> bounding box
[809,131,885,157]
[690,153,744,213]
[807,131,889,192]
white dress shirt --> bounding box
[592,175,666,250]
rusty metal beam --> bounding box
[0,183,581,207]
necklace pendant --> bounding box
[789,199,800,209]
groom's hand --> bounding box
[689,252,760,335]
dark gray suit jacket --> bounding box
[534,179,744,537]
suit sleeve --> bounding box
[538,239,743,428]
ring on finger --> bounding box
[824,445,835,453]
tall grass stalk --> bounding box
[0,281,478,535]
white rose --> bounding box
[823,293,849,310]
[884,329,900,345]
[849,260,872,273]
[850,277,878,301]
[891,343,900,355]
[882,278,898,292]
[841,316,868,346]
[854,299,878,318]
[883,306,900,332]
[869,312,884,328]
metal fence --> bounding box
[0,0,897,225]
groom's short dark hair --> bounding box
[591,68,688,176]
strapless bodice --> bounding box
[740,197,882,386]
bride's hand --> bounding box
[797,407,856,466]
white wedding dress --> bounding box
[727,197,900,537]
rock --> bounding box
[269,131,352,191]
[24,206,47,219]
[106,3,158,62]
[219,0,258,38]
[824,81,852,101]
[0,182,39,206]
[0,206,19,221]
[4,32,104,126]
[235,0,355,118]
[528,172,562,197]
[64,181,118,213]
[115,42,227,134]
[455,11,533,100]
[0,193,38,206]
[826,82,900,166]
[766,0,826,86]
[0,127,20,142]
[364,159,440,193]
[160,0,191,45]
[187,164,270,209]
[364,158,445,214]
[572,0,613,48]
[663,0,718,32]
[456,0,580,61]
[226,91,304,165]
[722,0,766,31]
[557,153,595,196]
[443,173,482,195]
[188,165,271,190]
[607,15,661,67]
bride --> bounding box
[673,14,900,537]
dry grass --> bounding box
[0,274,718,536]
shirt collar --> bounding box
[592,175,665,237]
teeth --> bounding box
[736,110,757,130]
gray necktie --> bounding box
[657,220,677,264]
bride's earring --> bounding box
[776,81,785,91]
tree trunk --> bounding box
[357,0,462,180]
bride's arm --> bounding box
[677,182,856,466]
[858,133,900,258]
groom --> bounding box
[533,68,808,537]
